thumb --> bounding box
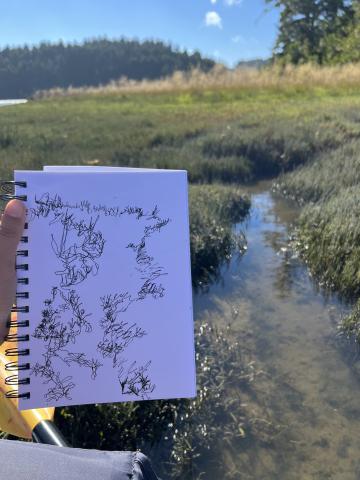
[0,200,26,343]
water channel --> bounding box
[193,182,360,479]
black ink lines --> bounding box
[31,192,172,403]
[63,353,102,380]
[118,361,155,399]
[31,193,171,224]
[51,213,105,287]
[32,361,75,403]
[32,288,95,402]
[98,294,146,367]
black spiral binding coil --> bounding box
[1,180,31,400]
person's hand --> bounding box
[0,200,26,344]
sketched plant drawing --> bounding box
[30,193,171,403]
[97,293,146,367]
[51,212,105,287]
[32,287,94,402]
[118,360,155,399]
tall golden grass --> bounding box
[33,62,360,98]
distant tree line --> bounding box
[267,0,360,64]
[0,39,215,98]
[236,59,270,69]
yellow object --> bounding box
[0,313,54,439]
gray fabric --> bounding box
[0,439,160,480]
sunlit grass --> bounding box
[34,63,360,98]
[279,139,360,341]
[2,78,360,471]
[275,140,360,204]
[189,184,249,287]
[295,187,360,297]
[3,87,360,185]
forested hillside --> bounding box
[0,39,215,98]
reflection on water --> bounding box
[0,99,27,107]
[194,182,360,479]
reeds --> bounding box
[341,299,360,343]
[296,186,360,297]
[278,136,360,341]
[189,184,250,287]
[275,139,360,205]
[34,63,360,99]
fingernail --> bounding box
[4,200,25,219]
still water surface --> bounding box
[194,182,360,479]
[0,99,27,107]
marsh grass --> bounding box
[279,139,360,341]
[56,321,257,479]
[34,63,360,98]
[295,187,360,297]
[3,79,360,469]
[341,300,360,343]
[275,140,360,204]
[189,185,250,287]
[3,91,360,187]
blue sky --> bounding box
[0,0,279,66]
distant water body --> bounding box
[0,99,27,107]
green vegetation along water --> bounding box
[194,182,360,479]
[2,89,360,476]
[3,90,360,184]
[277,134,360,342]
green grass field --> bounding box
[2,84,360,477]
[2,88,360,181]
[3,86,360,293]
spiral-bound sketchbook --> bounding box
[10,168,195,410]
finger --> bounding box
[0,200,26,343]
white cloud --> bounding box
[205,11,222,29]
[232,35,244,44]
[224,0,242,6]
[210,0,217,3]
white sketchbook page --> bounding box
[14,170,195,410]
